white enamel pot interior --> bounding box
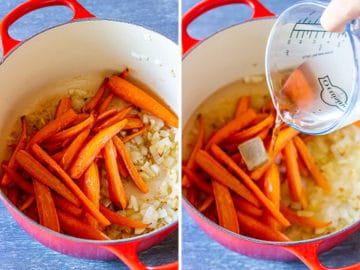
[0,2,179,270]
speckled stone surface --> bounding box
[182,0,360,269]
[0,1,178,269]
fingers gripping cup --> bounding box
[265,1,360,135]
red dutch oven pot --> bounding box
[0,1,179,269]
[182,0,360,269]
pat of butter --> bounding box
[238,136,269,171]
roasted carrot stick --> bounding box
[103,140,128,209]
[94,105,133,132]
[69,119,128,179]
[122,125,148,143]
[52,193,83,218]
[19,195,35,211]
[81,162,101,228]
[97,93,114,114]
[81,78,108,113]
[100,205,149,228]
[183,114,205,188]
[107,75,178,128]
[95,108,118,125]
[15,150,80,206]
[234,96,251,118]
[1,165,33,194]
[1,116,28,186]
[60,127,91,171]
[262,163,280,208]
[283,139,308,209]
[57,210,110,240]
[293,136,331,192]
[112,136,149,193]
[182,166,212,194]
[195,150,259,207]
[232,195,263,218]
[227,113,274,144]
[198,196,214,213]
[49,113,94,142]
[280,204,331,228]
[26,108,78,149]
[210,144,290,227]
[33,179,60,232]
[212,179,240,233]
[116,153,129,178]
[31,144,110,226]
[55,96,72,119]
[123,117,143,130]
[237,211,290,242]
[250,127,299,180]
[205,109,257,150]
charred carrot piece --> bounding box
[293,136,331,192]
[100,205,149,228]
[212,180,240,233]
[31,144,110,226]
[283,139,308,209]
[234,96,251,118]
[81,78,108,113]
[103,140,128,209]
[122,125,148,143]
[1,116,28,186]
[250,127,299,180]
[94,105,133,132]
[49,113,95,142]
[26,109,78,149]
[113,136,149,193]
[107,75,178,128]
[69,119,128,179]
[52,193,83,218]
[210,144,290,227]
[60,127,91,171]
[182,166,212,194]
[237,211,290,242]
[55,96,72,119]
[2,165,33,194]
[205,109,257,150]
[97,93,114,114]
[58,210,110,240]
[183,114,205,188]
[195,150,259,207]
[16,150,80,206]
[33,179,60,232]
[280,204,331,228]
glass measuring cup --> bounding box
[265,1,360,135]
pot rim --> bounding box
[1,17,178,65]
[0,16,179,245]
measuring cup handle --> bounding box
[0,0,95,58]
[285,243,360,270]
[102,242,178,270]
[182,0,275,55]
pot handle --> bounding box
[284,243,360,270]
[102,242,178,270]
[0,0,95,58]
[182,0,275,55]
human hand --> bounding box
[320,0,360,32]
